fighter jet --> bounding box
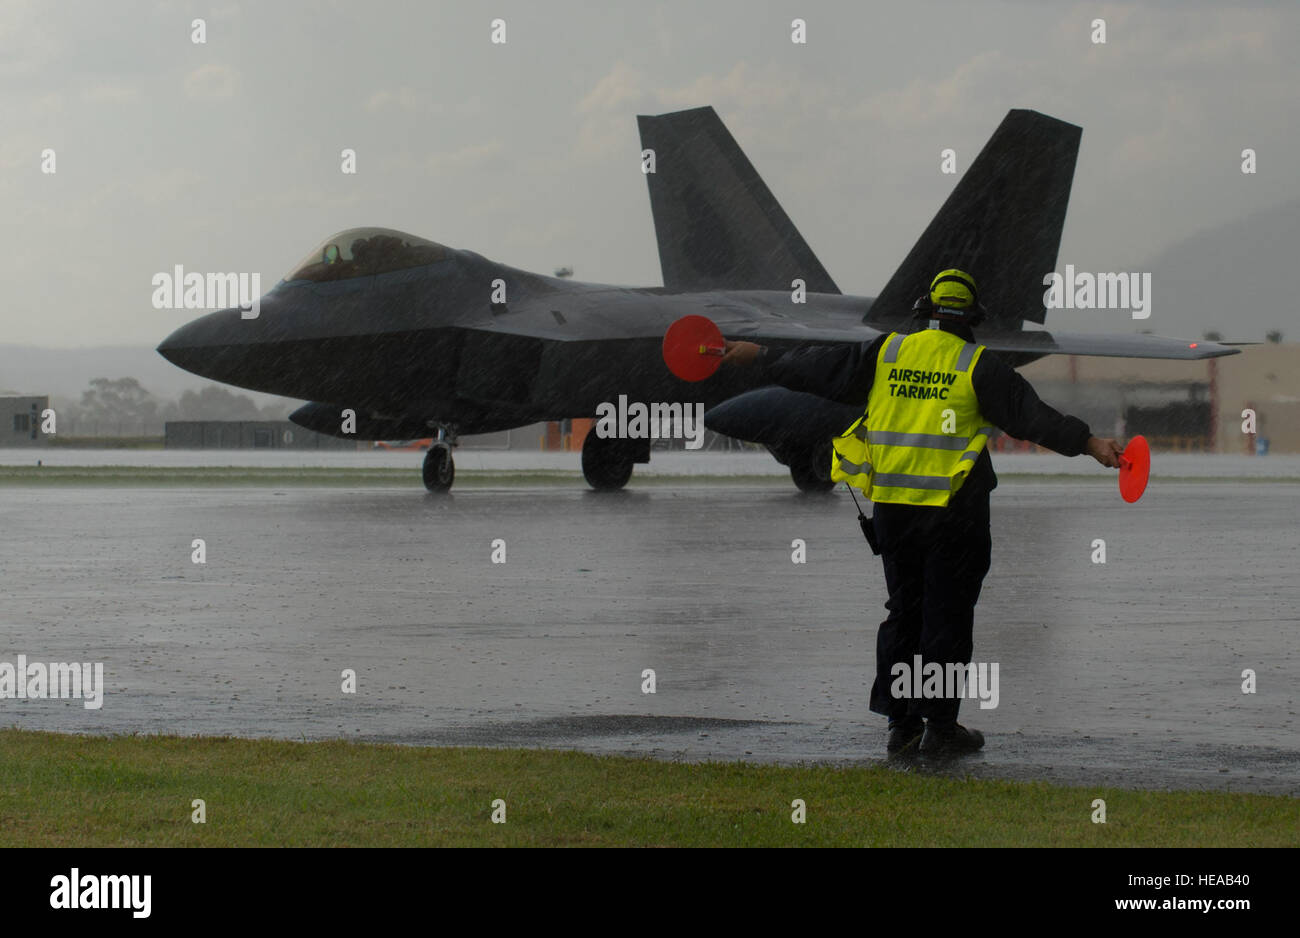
[158,106,1236,493]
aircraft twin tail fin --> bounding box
[637,106,839,295]
[638,106,1080,331]
[866,109,1081,331]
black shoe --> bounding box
[887,716,925,754]
[919,721,985,754]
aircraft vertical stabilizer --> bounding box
[866,109,1081,331]
[637,106,840,295]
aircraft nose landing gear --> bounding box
[422,427,457,493]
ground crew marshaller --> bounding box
[722,269,1124,755]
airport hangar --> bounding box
[1016,340,1298,454]
[0,395,47,447]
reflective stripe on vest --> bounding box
[871,471,951,490]
[837,454,871,476]
[830,414,872,489]
[955,342,978,372]
[869,430,967,450]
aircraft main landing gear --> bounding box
[789,439,835,493]
[582,431,648,491]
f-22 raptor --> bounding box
[158,106,1235,492]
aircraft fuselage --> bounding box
[158,244,879,436]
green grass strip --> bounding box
[0,730,1294,847]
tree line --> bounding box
[52,377,292,434]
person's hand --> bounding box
[721,340,762,366]
[1086,436,1124,468]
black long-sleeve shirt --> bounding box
[757,320,1093,497]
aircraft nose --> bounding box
[156,307,245,379]
[156,321,195,370]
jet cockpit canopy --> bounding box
[283,228,449,283]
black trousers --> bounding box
[867,486,992,723]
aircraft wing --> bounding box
[970,329,1237,361]
[703,320,1238,460]
[717,317,1239,362]
[461,297,1240,362]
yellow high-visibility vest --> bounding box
[830,328,994,507]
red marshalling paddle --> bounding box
[662,315,725,382]
[1118,435,1150,503]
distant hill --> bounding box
[1133,198,1299,342]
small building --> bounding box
[1020,342,1300,453]
[1,395,50,447]
[165,420,359,450]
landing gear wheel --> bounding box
[790,440,835,493]
[582,432,634,491]
[422,444,455,493]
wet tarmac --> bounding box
[3,480,1298,795]
[5,447,1300,478]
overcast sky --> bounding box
[2,0,1296,348]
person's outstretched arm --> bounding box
[972,351,1123,467]
[721,335,887,407]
